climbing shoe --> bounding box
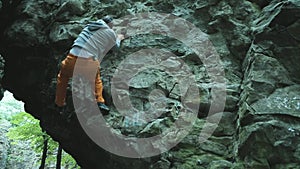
[55,105,66,115]
[97,102,110,115]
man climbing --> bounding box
[55,15,125,115]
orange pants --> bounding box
[55,54,105,107]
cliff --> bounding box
[0,0,299,168]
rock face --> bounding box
[237,1,300,168]
[0,0,299,168]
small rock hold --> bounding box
[197,159,202,165]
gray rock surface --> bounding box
[236,1,300,168]
[0,0,299,168]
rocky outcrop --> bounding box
[0,0,299,168]
[236,1,300,168]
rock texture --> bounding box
[0,0,299,168]
[236,1,300,168]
